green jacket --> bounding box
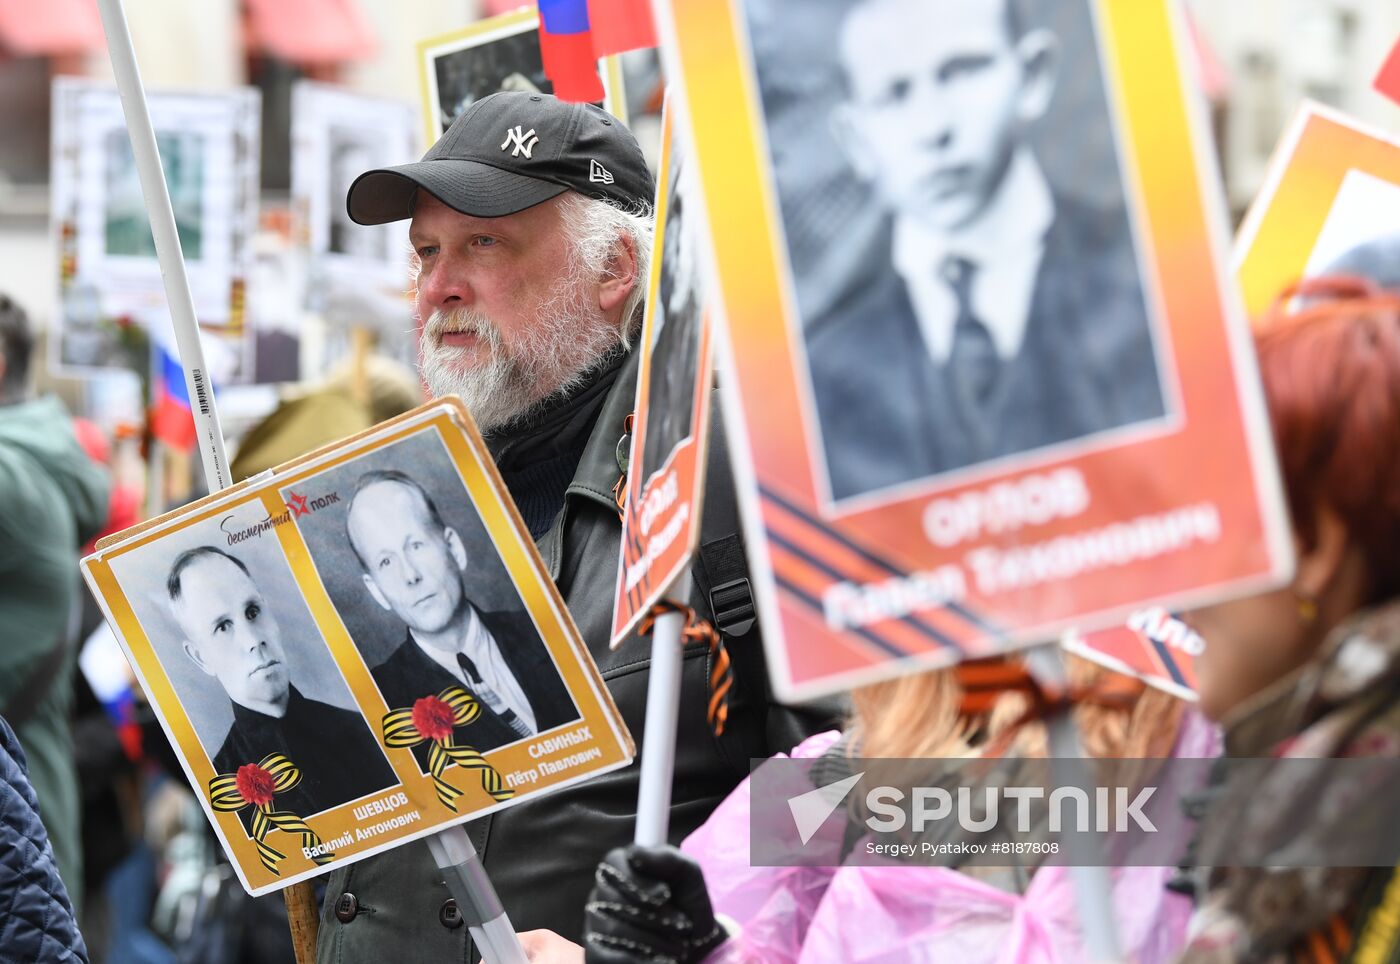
[0,396,109,906]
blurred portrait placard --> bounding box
[1234,102,1400,314]
[1063,609,1201,701]
[415,7,626,147]
[82,401,633,896]
[291,81,419,330]
[656,0,1292,699]
[50,78,259,383]
[610,102,716,645]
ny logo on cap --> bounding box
[589,159,614,185]
[501,126,540,159]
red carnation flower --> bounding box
[235,763,276,807]
[412,695,456,742]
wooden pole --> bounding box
[283,881,321,964]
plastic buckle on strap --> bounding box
[709,577,755,637]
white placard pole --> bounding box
[1028,643,1124,964]
[95,0,231,493]
[634,574,692,846]
[425,826,529,964]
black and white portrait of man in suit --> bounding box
[754,0,1169,503]
[639,145,703,485]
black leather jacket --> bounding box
[316,349,839,962]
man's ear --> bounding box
[182,639,215,677]
[598,232,639,317]
[830,103,879,182]
[445,527,468,572]
[362,572,392,613]
[1014,29,1060,124]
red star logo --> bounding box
[287,491,311,517]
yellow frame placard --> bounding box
[1234,101,1400,318]
[84,400,633,895]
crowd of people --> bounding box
[1,38,1397,964]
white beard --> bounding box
[419,271,624,434]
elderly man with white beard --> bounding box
[316,92,836,962]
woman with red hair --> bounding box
[1180,276,1400,962]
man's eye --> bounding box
[473,236,498,248]
[416,245,438,258]
[377,556,390,569]
[215,619,231,634]
[246,603,260,620]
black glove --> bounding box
[583,844,727,964]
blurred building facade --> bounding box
[0,0,478,333]
[1188,0,1400,215]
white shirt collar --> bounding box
[892,149,1055,363]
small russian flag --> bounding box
[151,345,197,451]
[535,0,657,103]
[1377,37,1400,107]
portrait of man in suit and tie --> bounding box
[793,0,1168,503]
[344,470,579,767]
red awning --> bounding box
[0,0,104,56]
[244,0,376,66]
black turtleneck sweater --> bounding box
[484,351,627,540]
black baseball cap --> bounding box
[346,91,654,224]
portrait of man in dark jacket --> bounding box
[797,0,1167,502]
[344,469,578,762]
[168,546,397,823]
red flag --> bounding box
[1376,38,1400,106]
[539,29,605,102]
[587,0,657,56]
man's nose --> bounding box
[909,81,955,149]
[403,559,423,585]
[416,255,473,315]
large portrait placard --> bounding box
[654,0,1292,699]
[610,101,716,645]
[1234,102,1400,314]
[82,401,633,895]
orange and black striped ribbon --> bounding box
[639,599,732,737]
[208,753,334,876]
[382,686,515,812]
[954,655,1145,759]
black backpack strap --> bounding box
[691,397,756,642]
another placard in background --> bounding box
[1064,609,1201,701]
[1235,102,1400,312]
[50,78,259,384]
[416,8,626,147]
[291,82,419,336]
[610,101,715,645]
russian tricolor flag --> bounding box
[1377,37,1400,106]
[151,345,197,451]
[536,0,657,103]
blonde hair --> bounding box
[850,654,1185,761]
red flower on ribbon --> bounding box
[235,763,276,807]
[412,694,456,743]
